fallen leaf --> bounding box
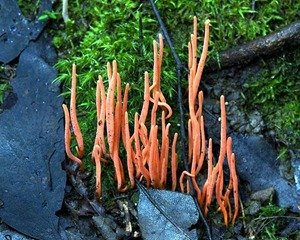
[137,183,199,240]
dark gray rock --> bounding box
[291,149,300,195]
[0,223,34,240]
[0,33,66,239]
[0,0,51,64]
[250,187,275,204]
[231,133,300,212]
[244,201,261,216]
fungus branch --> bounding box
[62,16,239,233]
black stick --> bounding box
[149,0,189,73]
[207,21,300,71]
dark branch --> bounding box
[208,21,300,71]
[149,0,188,73]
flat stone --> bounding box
[0,0,51,63]
[291,149,300,195]
[231,133,300,212]
[0,33,66,239]
[250,187,275,204]
[244,201,261,216]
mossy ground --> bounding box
[0,64,13,106]
[245,48,300,160]
[5,0,300,238]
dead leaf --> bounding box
[137,183,199,240]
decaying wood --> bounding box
[208,21,300,71]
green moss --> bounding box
[0,64,13,106]
[0,83,10,105]
[248,199,294,239]
[245,48,300,159]
[17,0,41,20]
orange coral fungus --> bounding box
[93,144,102,199]
[70,64,84,158]
[230,152,239,225]
[179,171,195,193]
[62,64,84,171]
[215,95,229,228]
[62,17,238,226]
[187,17,209,210]
[62,104,84,171]
[124,111,135,189]
[185,18,238,227]
[91,76,110,199]
[93,76,107,158]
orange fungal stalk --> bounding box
[62,17,238,226]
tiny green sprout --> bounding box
[38,10,59,21]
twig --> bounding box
[62,0,69,23]
[138,8,144,58]
[149,0,189,73]
[207,21,300,71]
[239,191,246,230]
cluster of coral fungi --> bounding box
[63,17,238,227]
